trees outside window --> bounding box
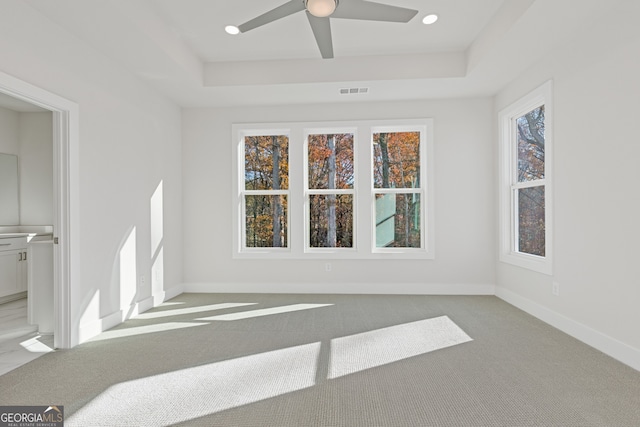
[307,133,354,248]
[499,81,552,274]
[373,131,422,249]
[516,106,545,256]
[233,119,433,259]
[243,134,289,249]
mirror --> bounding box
[0,153,19,225]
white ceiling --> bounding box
[23,0,622,108]
[151,0,506,62]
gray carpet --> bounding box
[0,293,639,426]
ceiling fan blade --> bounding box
[238,0,305,33]
[307,14,334,59]
[332,0,418,23]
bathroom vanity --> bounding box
[0,235,28,299]
[1,149,55,333]
[0,229,55,333]
[0,225,55,339]
[0,229,53,303]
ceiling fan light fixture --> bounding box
[305,0,338,18]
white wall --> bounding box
[0,107,18,155]
[0,107,20,226]
[182,98,495,294]
[494,1,640,368]
[0,109,53,226]
[18,112,53,226]
[0,2,183,344]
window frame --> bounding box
[303,127,358,253]
[232,119,434,259]
[236,128,291,254]
[371,124,428,254]
[498,81,553,274]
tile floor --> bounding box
[0,298,54,376]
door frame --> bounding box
[0,71,78,349]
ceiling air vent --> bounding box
[339,87,369,95]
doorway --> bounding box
[0,71,77,349]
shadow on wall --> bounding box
[77,180,166,343]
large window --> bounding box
[499,81,552,274]
[373,129,423,250]
[233,120,434,259]
[306,131,355,249]
[241,132,289,250]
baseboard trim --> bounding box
[182,282,495,295]
[78,285,185,344]
[162,284,184,302]
[138,295,155,314]
[75,282,639,372]
[495,286,640,372]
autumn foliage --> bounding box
[244,135,288,248]
[308,133,354,248]
[243,130,424,249]
[373,132,421,248]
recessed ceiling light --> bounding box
[225,25,240,35]
[422,14,438,25]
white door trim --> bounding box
[0,70,78,349]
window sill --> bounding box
[499,251,552,275]
[234,250,435,260]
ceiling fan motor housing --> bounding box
[305,0,339,18]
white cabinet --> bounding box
[28,240,54,333]
[18,249,28,292]
[0,236,28,299]
[0,251,19,296]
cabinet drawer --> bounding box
[0,237,27,252]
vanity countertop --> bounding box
[0,226,53,240]
[0,233,27,238]
[0,232,53,241]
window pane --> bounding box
[245,195,288,248]
[517,106,545,182]
[518,186,545,256]
[373,132,420,189]
[375,193,421,248]
[245,135,289,190]
[309,194,353,248]
[308,133,354,189]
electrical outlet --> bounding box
[325,263,332,272]
[552,281,560,296]
[139,275,145,288]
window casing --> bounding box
[232,119,434,259]
[499,81,553,274]
[372,127,425,252]
[304,129,356,252]
[240,131,290,252]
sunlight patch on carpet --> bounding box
[67,342,321,426]
[69,315,471,425]
[197,303,333,321]
[329,316,472,379]
[136,303,258,320]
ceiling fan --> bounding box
[235,0,419,59]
